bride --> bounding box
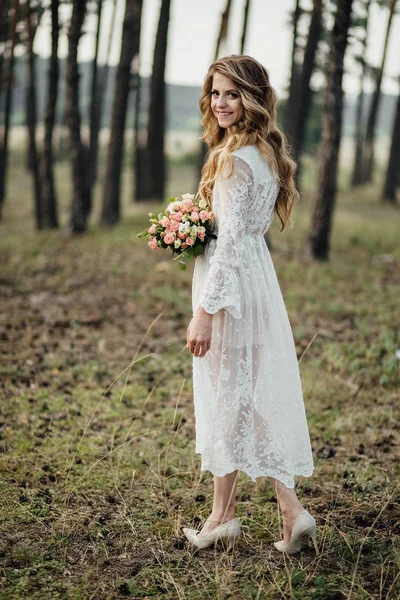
[184,55,318,555]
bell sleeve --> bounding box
[199,155,254,319]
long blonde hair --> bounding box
[198,55,299,232]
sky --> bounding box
[33,0,400,97]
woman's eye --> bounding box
[211,91,219,96]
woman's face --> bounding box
[210,72,243,129]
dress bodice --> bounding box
[211,145,279,239]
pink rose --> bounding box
[198,231,206,240]
[148,237,158,250]
[186,237,194,246]
[181,242,188,249]
[208,211,215,220]
[148,224,157,234]
[172,203,181,211]
[199,210,209,221]
[169,220,180,232]
[181,199,193,212]
[190,211,199,221]
[164,232,175,245]
[170,211,183,221]
[161,216,170,228]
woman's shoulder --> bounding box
[231,144,259,162]
[231,144,274,182]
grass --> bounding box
[0,154,399,599]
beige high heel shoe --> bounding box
[274,509,319,555]
[183,517,241,552]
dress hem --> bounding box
[198,462,314,488]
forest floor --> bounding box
[0,162,399,599]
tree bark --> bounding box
[0,0,8,100]
[40,0,60,228]
[88,0,103,190]
[101,0,143,225]
[143,0,171,201]
[66,0,90,233]
[25,0,43,229]
[90,0,118,188]
[196,0,233,185]
[283,0,302,142]
[293,0,323,182]
[0,0,19,219]
[351,0,370,187]
[308,0,353,261]
[360,0,396,184]
[240,0,251,54]
[215,0,232,59]
[133,64,144,201]
[382,81,400,203]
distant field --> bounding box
[0,152,399,599]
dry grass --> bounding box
[0,156,399,599]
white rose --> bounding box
[174,239,181,248]
[198,198,207,209]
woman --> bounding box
[184,55,317,555]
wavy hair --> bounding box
[197,55,299,231]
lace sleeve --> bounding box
[199,155,254,319]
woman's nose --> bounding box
[217,95,227,107]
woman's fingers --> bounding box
[188,338,210,357]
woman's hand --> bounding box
[187,306,213,357]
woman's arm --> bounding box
[187,155,254,357]
[199,154,254,319]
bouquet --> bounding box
[137,193,216,270]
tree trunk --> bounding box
[88,0,103,190]
[351,0,370,187]
[196,0,233,185]
[215,0,232,58]
[101,0,143,225]
[0,0,8,100]
[382,81,400,203]
[0,0,19,219]
[90,0,118,188]
[40,0,60,228]
[66,0,90,233]
[132,63,144,201]
[361,0,396,184]
[293,0,323,182]
[308,0,353,261]
[240,0,251,54]
[137,0,170,201]
[283,0,302,142]
[25,0,43,229]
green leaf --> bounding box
[192,244,205,257]
[177,261,187,271]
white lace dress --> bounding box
[191,144,314,488]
